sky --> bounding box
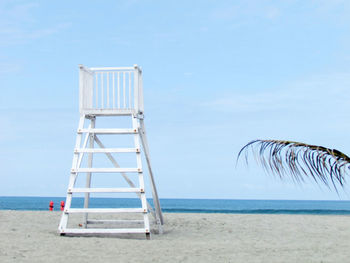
[1,0,350,200]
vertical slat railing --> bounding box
[81,66,142,112]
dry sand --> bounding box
[1,211,350,262]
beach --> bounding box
[1,211,350,262]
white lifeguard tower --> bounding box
[58,65,163,238]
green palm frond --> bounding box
[237,140,350,192]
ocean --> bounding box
[1,196,350,215]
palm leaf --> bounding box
[237,139,350,192]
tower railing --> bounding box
[79,65,144,115]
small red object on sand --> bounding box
[60,201,65,211]
[49,201,54,211]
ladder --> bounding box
[58,65,163,238]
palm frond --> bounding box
[237,139,350,192]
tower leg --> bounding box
[139,118,164,229]
[83,116,95,228]
[58,115,85,234]
[132,115,151,235]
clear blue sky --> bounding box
[1,0,350,200]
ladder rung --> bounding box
[66,208,146,213]
[61,228,148,234]
[77,128,137,134]
[68,187,143,193]
[83,109,136,116]
[87,219,144,224]
[74,148,140,153]
[72,168,141,173]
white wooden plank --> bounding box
[90,67,134,71]
[77,128,137,134]
[74,148,139,153]
[66,208,146,213]
[101,72,104,108]
[106,72,110,107]
[69,187,142,193]
[61,228,148,234]
[134,67,139,113]
[117,72,120,108]
[123,72,126,108]
[138,71,144,113]
[112,72,115,108]
[73,168,141,173]
[95,72,98,108]
[82,109,136,116]
[88,220,143,224]
[128,72,131,108]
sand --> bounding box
[1,211,350,262]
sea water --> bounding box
[1,196,350,215]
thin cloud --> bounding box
[0,1,70,46]
[0,62,22,75]
[0,23,71,46]
[265,6,280,20]
[211,1,350,25]
[203,73,350,113]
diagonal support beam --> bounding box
[77,124,91,169]
[93,135,156,218]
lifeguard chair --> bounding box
[58,65,163,238]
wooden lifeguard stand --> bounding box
[58,65,163,238]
